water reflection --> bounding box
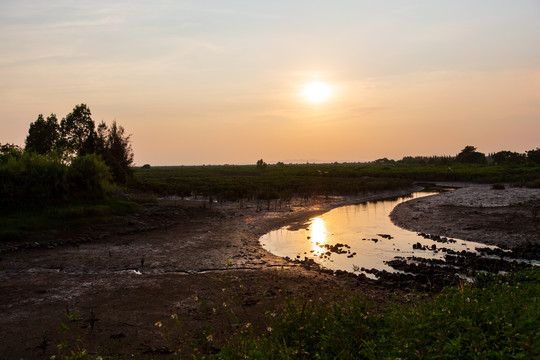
[260,191,499,278]
[310,217,327,255]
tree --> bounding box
[256,159,267,170]
[490,151,526,165]
[25,114,60,154]
[0,143,22,155]
[60,104,97,157]
[95,121,108,155]
[103,121,134,183]
[22,104,135,184]
[94,121,134,183]
[456,146,487,164]
[0,143,23,161]
[374,158,394,164]
[526,148,540,164]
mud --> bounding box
[390,185,540,247]
[1,184,538,359]
[0,188,419,359]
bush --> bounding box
[0,152,113,213]
[66,154,113,199]
[0,152,67,212]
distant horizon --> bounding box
[133,147,537,167]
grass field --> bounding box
[3,161,538,241]
[131,162,540,201]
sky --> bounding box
[1,0,539,165]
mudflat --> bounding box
[391,185,540,247]
[0,185,538,359]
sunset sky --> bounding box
[1,1,539,165]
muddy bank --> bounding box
[390,185,540,248]
[0,187,421,360]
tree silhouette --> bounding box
[60,104,97,157]
[25,114,60,154]
[256,159,267,170]
[23,104,135,184]
[527,148,540,164]
[0,143,22,158]
[96,121,134,183]
[491,151,525,165]
[456,146,487,164]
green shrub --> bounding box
[66,154,113,199]
[0,152,67,212]
[0,152,113,213]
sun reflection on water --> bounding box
[310,217,327,255]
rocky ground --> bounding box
[0,184,538,359]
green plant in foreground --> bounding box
[383,272,538,359]
[212,269,539,360]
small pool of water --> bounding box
[259,191,497,278]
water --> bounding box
[260,191,497,278]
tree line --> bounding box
[382,145,540,166]
[0,104,134,213]
[24,103,133,183]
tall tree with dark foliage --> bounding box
[25,114,60,154]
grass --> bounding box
[131,163,540,201]
[131,164,414,201]
[205,269,539,360]
[0,199,140,241]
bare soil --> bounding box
[1,185,538,359]
[391,185,540,247]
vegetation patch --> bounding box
[211,269,539,359]
[131,160,540,203]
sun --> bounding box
[302,81,332,103]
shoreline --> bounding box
[390,185,540,247]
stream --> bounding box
[260,190,533,280]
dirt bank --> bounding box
[390,185,540,247]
